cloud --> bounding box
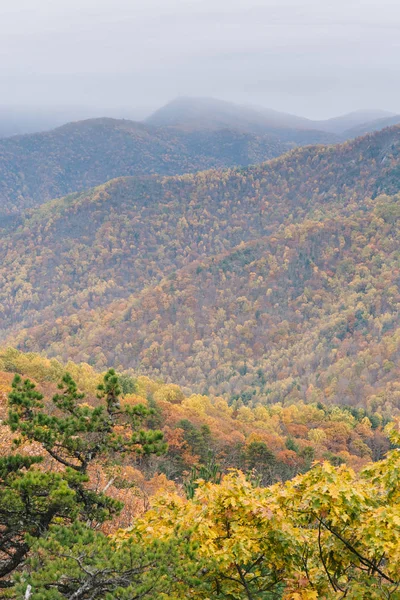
[1,0,400,118]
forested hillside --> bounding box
[0,350,399,597]
[0,126,399,411]
[3,0,400,593]
[1,119,400,600]
[0,349,388,487]
[0,118,289,216]
[1,103,398,221]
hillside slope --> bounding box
[0,125,399,327]
[0,348,391,490]
[9,196,399,411]
[1,103,396,220]
[0,126,399,410]
[0,118,288,216]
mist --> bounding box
[1,0,400,119]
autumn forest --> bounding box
[0,96,399,599]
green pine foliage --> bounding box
[14,523,200,600]
[0,369,166,588]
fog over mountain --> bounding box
[146,97,398,138]
[2,0,400,120]
[1,97,399,141]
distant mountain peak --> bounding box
[145,96,339,145]
[146,96,398,139]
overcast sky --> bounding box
[1,0,400,119]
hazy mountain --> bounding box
[343,114,400,139]
[145,97,398,142]
[146,96,309,130]
[314,109,395,135]
[0,117,289,217]
[1,125,399,408]
[0,100,396,142]
[0,106,100,138]
[145,97,339,145]
[246,104,317,130]
[0,106,153,139]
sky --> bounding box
[1,0,400,119]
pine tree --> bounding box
[0,369,166,589]
[15,523,199,600]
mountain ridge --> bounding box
[1,101,398,221]
[145,96,341,144]
[146,96,396,138]
[0,125,399,410]
[343,114,400,138]
[0,117,289,217]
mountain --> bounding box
[0,107,75,138]
[145,97,339,145]
[0,117,289,217]
[1,102,396,221]
[314,109,395,135]
[0,99,395,146]
[1,125,399,413]
[0,105,154,138]
[343,114,400,139]
[256,107,396,135]
[146,96,311,130]
[0,106,109,138]
[145,97,399,140]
